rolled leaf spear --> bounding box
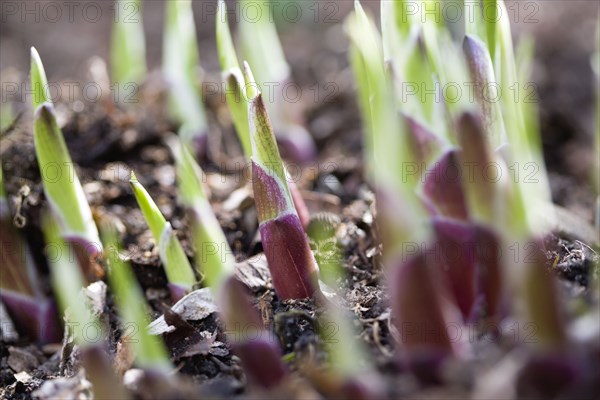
[170,138,290,389]
[215,0,310,229]
[243,61,320,300]
[31,47,102,281]
[347,2,465,374]
[237,0,316,164]
[129,172,197,301]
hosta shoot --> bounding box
[42,213,96,344]
[238,0,316,163]
[169,137,235,291]
[347,0,567,369]
[216,0,251,157]
[31,48,102,264]
[129,172,196,300]
[217,1,311,228]
[163,0,208,153]
[347,1,428,248]
[244,62,319,299]
[492,0,551,237]
[100,218,172,371]
[169,135,288,388]
[43,213,128,398]
[111,0,146,84]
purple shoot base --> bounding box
[259,213,319,300]
[0,291,61,343]
[252,161,319,299]
[235,337,289,389]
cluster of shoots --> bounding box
[2,1,597,398]
[111,0,208,156]
[218,0,316,164]
[347,0,575,383]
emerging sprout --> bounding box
[238,0,316,163]
[129,172,196,300]
[346,1,567,383]
[463,34,506,147]
[169,136,288,388]
[111,0,147,84]
[43,212,128,398]
[100,218,172,371]
[244,62,320,300]
[31,48,102,278]
[163,0,208,156]
[216,0,251,157]
[169,138,235,291]
[216,0,311,228]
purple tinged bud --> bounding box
[246,82,320,299]
[259,213,319,299]
[457,112,501,223]
[235,339,289,389]
[252,162,289,223]
[219,276,263,330]
[1,212,61,343]
[404,116,442,164]
[422,150,469,221]
[0,292,61,343]
[463,35,504,143]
